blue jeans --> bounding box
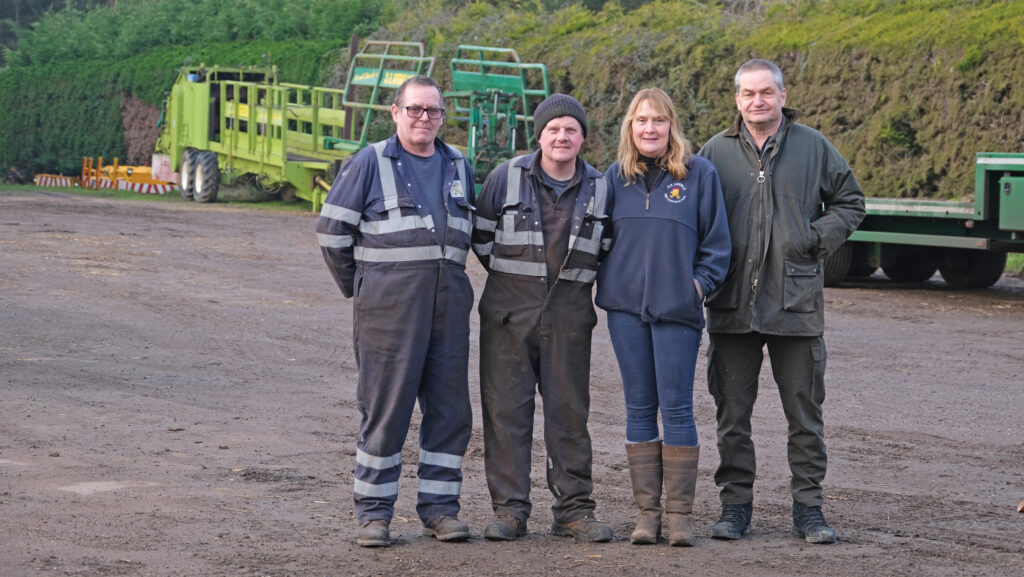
[607,311,701,446]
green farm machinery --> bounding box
[154,40,549,211]
[825,153,1024,288]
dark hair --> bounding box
[734,59,785,92]
[394,75,443,106]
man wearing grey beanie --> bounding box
[471,94,613,542]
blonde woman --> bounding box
[595,87,730,545]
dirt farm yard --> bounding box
[1,190,1022,577]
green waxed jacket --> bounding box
[698,109,865,337]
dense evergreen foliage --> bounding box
[1,0,1021,198]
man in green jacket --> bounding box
[698,59,865,544]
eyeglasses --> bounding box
[400,105,445,120]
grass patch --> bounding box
[1006,253,1024,276]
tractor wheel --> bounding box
[881,245,938,282]
[179,148,198,201]
[193,151,220,203]
[823,242,852,287]
[938,249,1006,289]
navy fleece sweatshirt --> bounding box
[595,155,731,329]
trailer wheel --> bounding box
[179,148,198,201]
[881,245,938,282]
[823,242,852,287]
[847,243,878,278]
[938,249,1006,289]
[193,151,220,203]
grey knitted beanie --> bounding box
[533,93,588,138]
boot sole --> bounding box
[356,537,389,547]
[551,524,613,542]
[629,534,658,545]
[423,528,471,542]
[710,523,751,540]
[791,525,836,544]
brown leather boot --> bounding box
[625,440,663,544]
[663,444,699,547]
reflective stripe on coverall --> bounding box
[474,154,608,524]
[318,138,474,524]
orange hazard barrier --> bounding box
[75,157,178,195]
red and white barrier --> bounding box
[116,180,178,195]
[33,173,177,195]
[33,175,79,188]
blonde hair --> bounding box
[616,87,692,184]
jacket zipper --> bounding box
[644,167,663,211]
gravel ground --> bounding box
[2,190,1022,577]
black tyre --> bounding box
[881,245,938,282]
[179,148,198,201]
[938,249,1006,289]
[194,151,220,203]
[823,242,853,287]
[847,242,878,278]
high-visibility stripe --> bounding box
[418,479,461,496]
[496,229,544,247]
[472,242,493,256]
[354,479,399,498]
[448,215,472,235]
[422,214,436,231]
[355,245,443,263]
[504,156,529,206]
[361,215,426,235]
[356,449,403,470]
[318,233,353,249]
[419,449,463,469]
[443,246,469,264]
[320,202,362,225]
[373,142,401,211]
[491,257,546,277]
[475,216,497,232]
[559,267,597,283]
[592,177,608,217]
[570,229,603,255]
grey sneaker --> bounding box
[711,503,753,540]
[551,515,613,542]
[791,503,836,544]
[356,519,390,547]
[484,515,528,541]
[423,515,471,542]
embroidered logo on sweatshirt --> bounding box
[665,182,687,203]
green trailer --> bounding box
[153,41,549,212]
[825,153,1024,288]
[153,40,434,211]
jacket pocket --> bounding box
[705,257,740,311]
[492,207,531,258]
[783,257,821,313]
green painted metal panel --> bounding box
[999,177,1024,231]
[849,231,992,249]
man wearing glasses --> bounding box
[316,75,476,548]
[471,94,613,542]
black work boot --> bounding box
[791,502,836,544]
[710,503,752,540]
[484,515,528,541]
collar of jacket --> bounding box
[381,133,463,160]
[724,107,804,138]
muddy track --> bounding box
[1,191,1021,577]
